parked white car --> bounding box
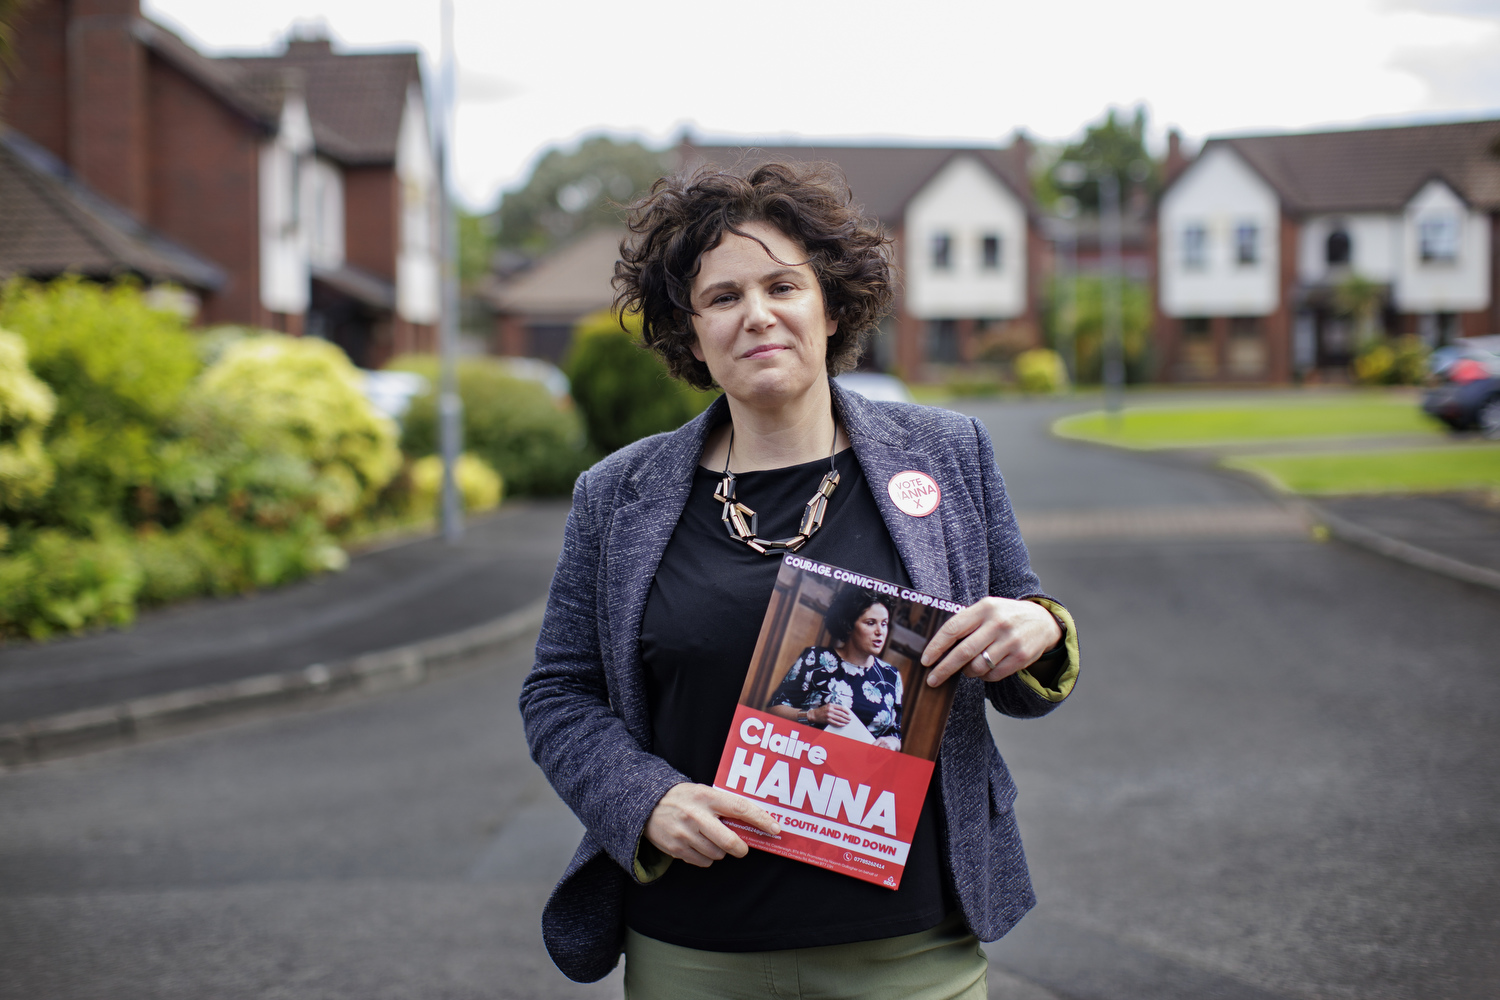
[835,373,915,404]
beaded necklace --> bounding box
[712,421,840,555]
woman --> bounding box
[767,590,903,751]
[519,162,1078,998]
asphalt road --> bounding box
[1,397,1495,999]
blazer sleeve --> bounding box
[518,469,690,881]
[970,416,1080,719]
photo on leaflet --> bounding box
[737,557,958,762]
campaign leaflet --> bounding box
[712,554,962,890]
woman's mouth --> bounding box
[741,344,786,360]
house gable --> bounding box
[1159,145,1280,318]
[394,86,439,325]
[903,155,1027,320]
[259,96,314,315]
[1394,178,1490,313]
[1297,213,1399,286]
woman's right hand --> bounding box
[809,703,851,727]
[645,783,782,868]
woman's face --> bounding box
[687,221,836,408]
[845,603,890,660]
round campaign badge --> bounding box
[887,470,941,517]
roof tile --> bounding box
[0,130,225,290]
[678,141,1035,223]
[1210,118,1500,213]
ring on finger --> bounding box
[979,648,996,672]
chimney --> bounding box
[285,20,333,56]
[1165,129,1188,184]
[1009,129,1033,169]
[67,0,148,219]
[286,39,333,57]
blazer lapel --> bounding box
[832,381,955,600]
[603,398,726,741]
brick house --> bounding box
[0,0,439,367]
[681,138,1043,380]
[483,227,624,364]
[1154,118,1500,382]
[484,137,1043,379]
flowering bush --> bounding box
[0,281,404,640]
[408,453,503,515]
[0,329,57,512]
[194,335,401,523]
[0,529,142,640]
[391,355,592,496]
[0,277,201,531]
[1353,335,1429,386]
[566,310,715,454]
[1014,348,1070,395]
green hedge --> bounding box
[389,355,593,496]
[0,279,402,640]
[565,310,715,454]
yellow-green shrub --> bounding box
[1353,335,1429,386]
[0,329,57,510]
[408,453,503,515]
[391,355,592,496]
[195,335,401,523]
[0,529,142,640]
[0,278,201,530]
[566,310,715,453]
[1015,348,1070,394]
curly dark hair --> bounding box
[612,161,895,391]
[824,588,889,647]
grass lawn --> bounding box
[1053,394,1441,449]
[1222,445,1500,495]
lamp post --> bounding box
[437,0,464,543]
[1053,200,1079,386]
[1098,171,1124,416]
[1055,161,1125,415]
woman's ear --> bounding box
[689,336,705,364]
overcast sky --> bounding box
[142,0,1500,210]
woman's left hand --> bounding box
[920,597,1061,687]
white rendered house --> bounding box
[1156,119,1500,381]
[680,138,1040,378]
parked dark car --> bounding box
[1422,335,1500,438]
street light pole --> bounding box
[437,0,464,543]
[1059,215,1078,386]
[1099,170,1125,416]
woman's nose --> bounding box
[742,290,774,330]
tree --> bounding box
[494,135,669,255]
[1043,105,1160,213]
[565,310,714,453]
[456,209,492,292]
[1044,274,1153,384]
[1334,272,1385,347]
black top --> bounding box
[627,446,950,952]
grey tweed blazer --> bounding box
[519,379,1073,983]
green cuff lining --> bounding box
[1016,597,1079,704]
[632,837,673,883]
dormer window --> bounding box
[1234,223,1259,266]
[981,234,1001,270]
[932,233,953,270]
[1326,228,1351,266]
[1418,213,1459,263]
[1182,223,1207,270]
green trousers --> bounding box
[622,913,987,1000]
